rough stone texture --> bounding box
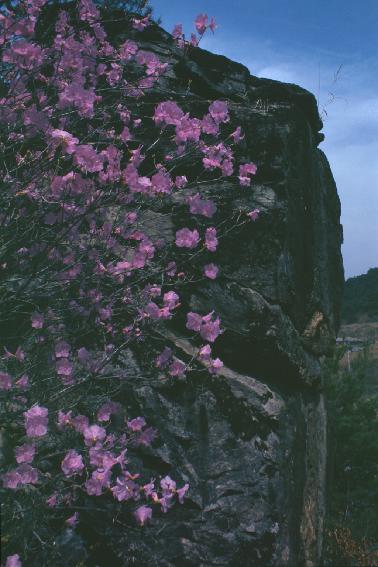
[104,24,344,567]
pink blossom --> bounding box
[46,493,58,507]
[205,227,218,252]
[132,15,150,31]
[57,410,72,428]
[72,414,89,433]
[209,17,217,33]
[204,263,219,279]
[209,358,224,374]
[172,24,183,39]
[74,145,104,173]
[200,316,222,343]
[119,40,138,61]
[97,401,122,422]
[15,444,35,464]
[0,371,12,390]
[186,312,203,332]
[154,101,184,126]
[66,512,79,527]
[239,162,257,186]
[83,424,106,445]
[169,359,186,377]
[56,358,73,377]
[61,450,84,477]
[163,291,180,309]
[155,347,173,368]
[5,554,22,567]
[208,100,229,124]
[134,505,152,526]
[55,340,70,358]
[111,476,139,501]
[15,374,29,389]
[135,427,157,446]
[20,463,38,483]
[85,469,111,495]
[175,228,200,249]
[175,175,187,188]
[50,129,78,154]
[188,194,217,218]
[24,405,48,437]
[195,13,208,35]
[247,208,260,221]
[231,126,244,143]
[31,312,44,329]
[177,482,190,503]
[198,344,212,361]
[127,416,146,432]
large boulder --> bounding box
[101,24,343,567]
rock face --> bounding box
[106,25,344,567]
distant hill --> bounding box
[341,268,378,323]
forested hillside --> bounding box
[341,268,378,323]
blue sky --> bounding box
[152,0,378,278]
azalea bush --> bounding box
[0,1,259,564]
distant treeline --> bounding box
[341,268,378,323]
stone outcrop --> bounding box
[101,23,344,567]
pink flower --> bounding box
[46,493,58,507]
[186,312,203,332]
[111,476,139,501]
[97,401,122,422]
[172,24,183,39]
[200,316,222,343]
[66,512,79,527]
[177,482,190,503]
[0,371,12,390]
[134,505,152,526]
[57,410,72,428]
[198,344,212,361]
[83,424,106,445]
[50,129,79,154]
[205,227,218,252]
[195,13,208,35]
[239,162,257,186]
[208,100,229,124]
[175,228,200,249]
[247,208,260,221]
[132,15,150,31]
[175,175,187,188]
[74,145,104,173]
[204,263,219,279]
[56,358,73,377]
[127,416,146,432]
[24,405,48,437]
[188,194,217,218]
[55,340,70,358]
[169,359,186,377]
[3,464,39,488]
[31,312,44,329]
[209,358,224,374]
[5,554,22,567]
[155,347,172,368]
[72,414,89,433]
[209,17,217,33]
[154,101,184,126]
[61,450,84,477]
[15,374,29,389]
[231,126,244,143]
[15,444,35,464]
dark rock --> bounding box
[107,24,343,567]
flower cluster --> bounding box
[0,1,259,563]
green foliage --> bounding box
[324,347,378,549]
[342,268,378,324]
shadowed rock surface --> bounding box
[97,22,344,567]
